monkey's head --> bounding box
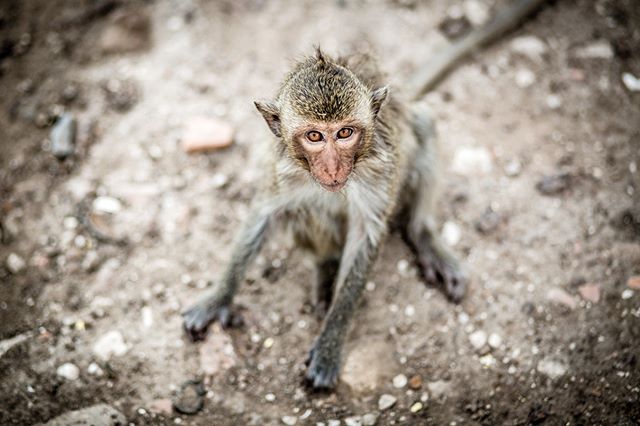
[254,49,388,192]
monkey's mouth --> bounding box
[319,180,347,192]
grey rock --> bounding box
[378,394,397,411]
[41,404,126,425]
[536,172,571,195]
[50,113,76,159]
[475,207,502,234]
[0,331,32,359]
[344,416,362,426]
[362,413,378,426]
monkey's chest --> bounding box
[284,201,348,258]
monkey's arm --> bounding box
[182,204,274,340]
[407,0,547,100]
[305,230,380,389]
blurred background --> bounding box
[1,0,639,424]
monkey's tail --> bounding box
[406,0,548,100]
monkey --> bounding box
[182,0,547,389]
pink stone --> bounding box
[578,283,601,303]
[547,287,576,309]
[182,117,234,153]
[627,276,640,290]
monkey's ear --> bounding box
[370,86,389,117]
[254,101,282,137]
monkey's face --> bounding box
[293,122,363,192]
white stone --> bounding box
[622,289,634,300]
[545,94,562,110]
[327,421,341,426]
[452,146,492,175]
[87,362,104,376]
[622,73,640,92]
[282,416,297,425]
[93,330,128,360]
[488,333,502,349]
[378,394,397,411]
[574,40,613,59]
[92,196,122,214]
[396,259,410,275]
[537,359,568,379]
[515,69,536,88]
[393,374,408,388]
[57,362,80,380]
[265,393,276,402]
[510,36,547,60]
[504,159,522,177]
[463,0,489,25]
[362,413,378,426]
[442,221,461,247]
[211,173,229,189]
[141,306,153,329]
[6,253,26,274]
[469,330,487,350]
[344,416,362,426]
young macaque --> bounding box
[182,0,546,389]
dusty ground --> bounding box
[1,0,639,425]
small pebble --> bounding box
[410,401,423,413]
[488,333,502,349]
[282,415,297,425]
[93,330,128,360]
[6,253,26,274]
[344,416,362,426]
[263,337,274,349]
[93,196,122,214]
[504,159,522,177]
[578,283,601,303]
[452,146,492,175]
[537,359,567,379]
[362,413,378,426]
[393,374,408,388]
[547,287,576,309]
[622,73,640,92]
[546,94,562,110]
[469,330,487,350]
[627,276,640,290]
[87,362,104,376]
[265,393,276,402]
[57,362,80,380]
[182,116,234,153]
[50,113,76,159]
[536,173,571,195]
[378,394,397,411]
[515,69,536,88]
[442,221,461,246]
[622,289,634,300]
[574,40,613,59]
[327,420,340,426]
[510,35,547,60]
[409,374,423,390]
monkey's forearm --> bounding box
[305,238,379,387]
[215,210,271,304]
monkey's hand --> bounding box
[182,293,242,341]
[304,337,341,390]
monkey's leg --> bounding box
[314,257,340,319]
[182,210,271,341]
[407,105,467,302]
[305,239,378,389]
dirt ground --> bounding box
[1,0,639,425]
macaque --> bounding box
[182,0,546,389]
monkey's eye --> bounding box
[306,131,323,143]
[337,127,354,139]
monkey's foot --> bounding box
[182,303,243,341]
[304,341,341,390]
[419,254,467,303]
